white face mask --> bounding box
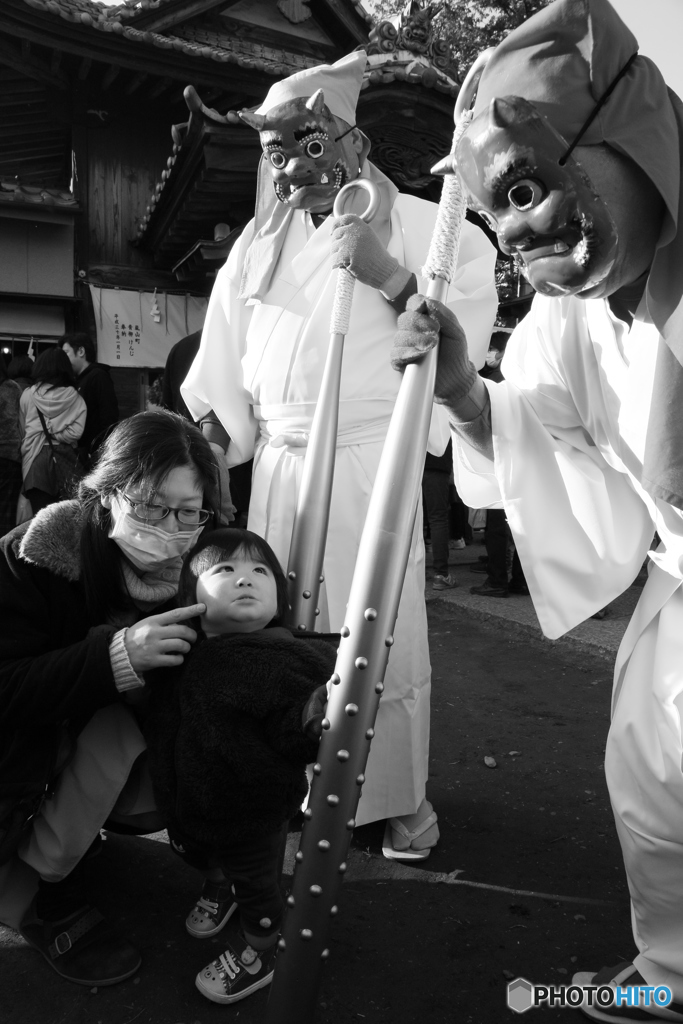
[108,496,203,572]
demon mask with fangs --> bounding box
[455,96,619,297]
[240,90,364,215]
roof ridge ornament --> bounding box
[367,0,450,71]
[277,0,312,25]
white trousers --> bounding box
[250,429,432,826]
[607,565,683,999]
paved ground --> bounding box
[1,541,642,1024]
[427,535,644,661]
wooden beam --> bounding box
[125,71,148,96]
[311,0,369,46]
[71,88,89,263]
[0,146,69,166]
[0,122,60,138]
[101,64,120,90]
[149,76,173,99]
[0,36,69,91]
[0,127,68,146]
[78,57,91,81]
[87,263,187,292]
[202,88,225,106]
[130,0,230,33]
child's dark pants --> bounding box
[170,824,288,941]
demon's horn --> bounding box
[305,89,327,116]
[490,96,517,129]
[239,110,267,131]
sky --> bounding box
[610,0,683,99]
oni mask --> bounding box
[240,90,361,214]
[455,96,619,297]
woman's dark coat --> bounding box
[0,502,120,806]
[0,501,173,807]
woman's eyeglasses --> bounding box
[120,493,211,526]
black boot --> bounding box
[22,867,141,986]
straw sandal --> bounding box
[382,806,439,862]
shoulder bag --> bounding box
[29,408,85,500]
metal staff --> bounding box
[266,70,485,1023]
[284,178,380,631]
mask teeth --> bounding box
[572,214,599,269]
[572,229,598,268]
[513,253,529,281]
[572,237,589,268]
[274,182,290,204]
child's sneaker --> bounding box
[186,880,237,939]
[195,937,276,1004]
[433,573,458,590]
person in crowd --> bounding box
[0,355,23,536]
[59,332,118,463]
[20,348,87,516]
[161,330,251,526]
[448,477,471,548]
[161,330,202,419]
[392,0,683,1017]
[470,510,529,598]
[146,375,164,411]
[0,411,217,987]
[423,440,458,590]
[182,50,498,860]
[469,331,529,598]
[9,357,37,525]
[145,528,335,1004]
[7,355,34,392]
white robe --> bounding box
[453,293,683,997]
[183,194,498,825]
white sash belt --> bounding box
[254,401,393,450]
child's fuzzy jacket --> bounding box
[145,628,337,849]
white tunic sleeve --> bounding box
[454,296,656,639]
[181,223,260,466]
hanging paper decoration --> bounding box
[150,287,161,324]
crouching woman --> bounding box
[0,411,218,987]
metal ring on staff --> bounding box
[333,178,380,222]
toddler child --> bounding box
[145,528,336,1004]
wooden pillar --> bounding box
[71,81,90,331]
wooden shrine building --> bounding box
[0,0,529,411]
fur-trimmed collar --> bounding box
[16,500,86,582]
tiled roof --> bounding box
[173,24,315,76]
[134,85,256,254]
[20,0,371,25]
[0,179,79,208]
[19,0,368,77]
